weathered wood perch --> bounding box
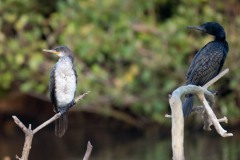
[167,68,233,160]
[83,141,93,160]
[13,91,90,160]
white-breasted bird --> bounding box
[43,46,77,137]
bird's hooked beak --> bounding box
[42,49,60,55]
[187,26,207,32]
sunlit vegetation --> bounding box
[1,0,240,124]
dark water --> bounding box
[184,131,240,160]
[0,127,239,160]
[1,93,239,160]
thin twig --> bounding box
[32,91,90,135]
[33,113,61,134]
[165,114,172,118]
[13,92,89,160]
[75,91,90,103]
[83,141,93,160]
[203,68,229,89]
[218,116,228,123]
[12,116,28,133]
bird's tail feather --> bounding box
[55,113,68,137]
[182,95,194,117]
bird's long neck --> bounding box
[214,37,225,42]
[213,37,229,57]
[214,30,226,42]
[223,40,229,55]
[213,28,228,53]
[59,55,74,64]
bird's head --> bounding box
[43,46,72,57]
[187,22,226,40]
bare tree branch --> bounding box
[75,91,90,103]
[198,93,233,137]
[83,141,93,160]
[13,92,89,160]
[13,116,33,160]
[33,113,61,134]
[168,69,232,160]
[203,68,229,89]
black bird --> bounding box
[183,22,229,117]
[43,46,77,137]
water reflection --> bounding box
[185,131,240,160]
[0,128,239,160]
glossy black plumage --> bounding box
[183,22,229,117]
[44,46,77,137]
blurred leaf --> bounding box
[1,0,240,123]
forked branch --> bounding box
[13,92,90,160]
[168,69,232,160]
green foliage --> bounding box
[1,0,240,123]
